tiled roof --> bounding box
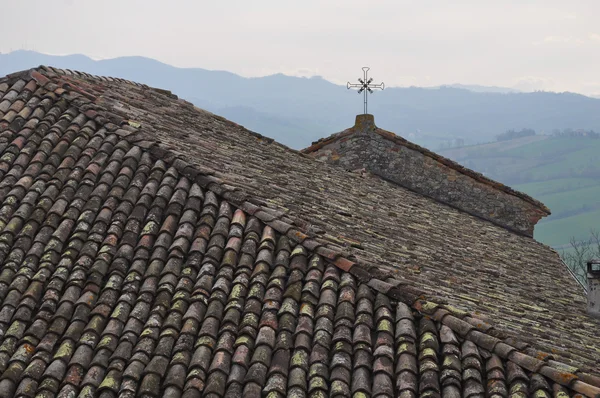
[0,66,597,397]
[302,118,549,213]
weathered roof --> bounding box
[0,66,597,397]
[300,114,549,237]
[303,116,550,213]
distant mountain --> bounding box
[3,50,600,149]
[432,83,520,94]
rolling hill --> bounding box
[439,136,600,251]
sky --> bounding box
[2,0,600,96]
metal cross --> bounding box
[347,67,385,114]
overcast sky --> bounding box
[2,0,600,95]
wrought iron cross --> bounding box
[347,67,385,114]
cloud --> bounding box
[392,76,420,86]
[581,82,600,98]
[532,35,584,46]
[544,36,567,43]
[513,76,555,92]
[544,36,583,44]
[590,33,600,42]
[285,68,320,78]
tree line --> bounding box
[495,127,600,142]
[496,128,536,142]
[551,128,599,138]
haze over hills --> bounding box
[430,84,521,94]
[2,50,600,149]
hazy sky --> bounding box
[2,0,600,95]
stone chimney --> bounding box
[587,260,600,318]
[303,114,550,237]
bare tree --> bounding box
[561,229,600,286]
[589,229,600,255]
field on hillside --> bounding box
[439,136,600,250]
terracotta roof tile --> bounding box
[0,67,596,397]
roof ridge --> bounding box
[0,65,183,102]
[38,65,149,90]
[414,300,600,396]
[33,65,315,155]
[15,65,548,212]
[303,123,549,212]
[10,67,599,395]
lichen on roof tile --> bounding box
[0,67,596,397]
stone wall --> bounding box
[306,115,550,237]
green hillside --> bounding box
[439,136,600,251]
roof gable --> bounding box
[0,67,597,397]
[302,114,550,236]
